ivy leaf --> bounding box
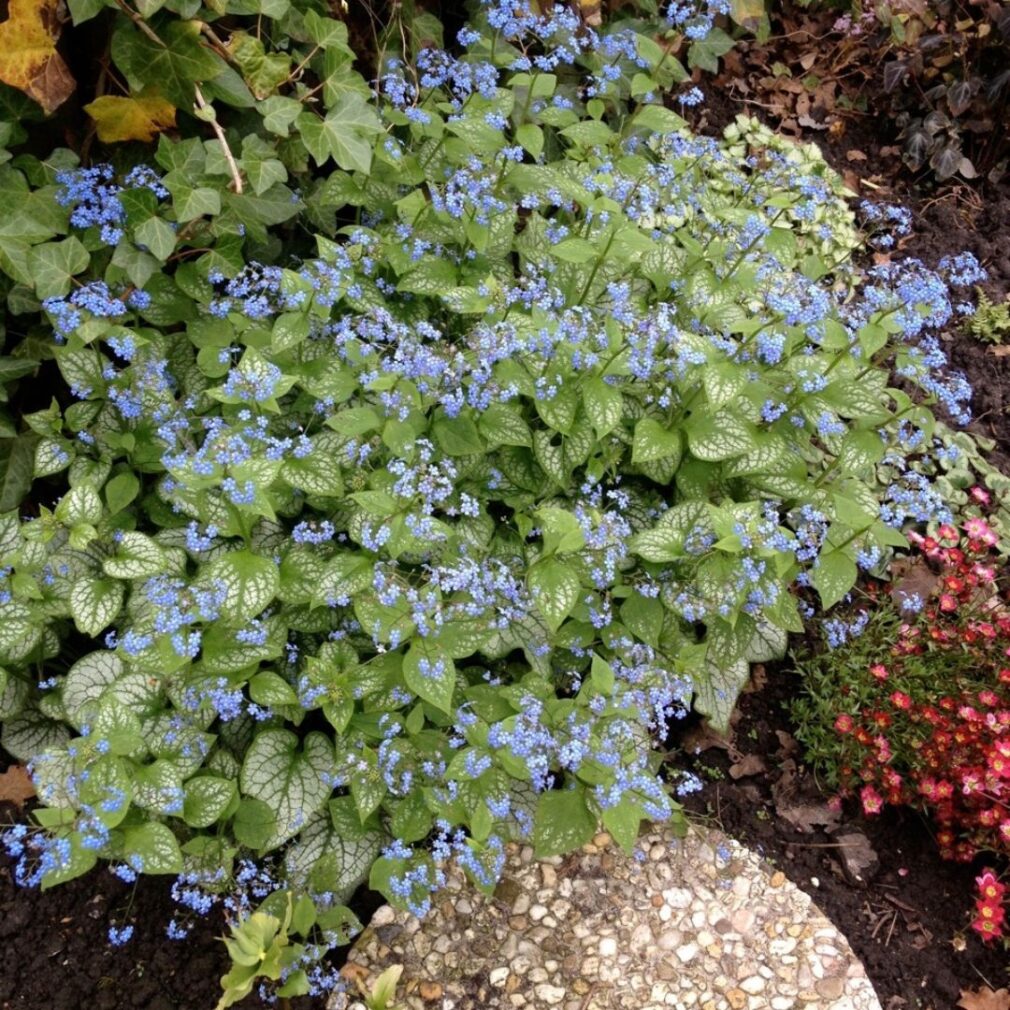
[84,90,176,143]
[296,93,381,173]
[28,237,89,299]
[533,788,596,857]
[240,729,335,849]
[0,0,75,114]
[111,21,226,109]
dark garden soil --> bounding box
[0,803,320,1010]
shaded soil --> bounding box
[0,813,313,1010]
[682,664,1010,1008]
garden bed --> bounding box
[2,0,1010,1006]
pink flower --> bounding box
[969,486,991,505]
[860,784,884,815]
[834,713,854,733]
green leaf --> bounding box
[297,93,381,173]
[552,238,596,263]
[632,417,682,464]
[478,402,531,448]
[629,501,712,563]
[63,651,124,720]
[685,409,756,461]
[812,550,858,611]
[249,671,298,707]
[29,238,90,299]
[528,557,579,632]
[183,775,238,828]
[432,414,485,456]
[134,216,177,260]
[240,729,335,849]
[583,377,623,437]
[103,531,167,579]
[692,652,750,732]
[105,472,140,515]
[0,436,36,510]
[1,710,69,761]
[209,550,280,621]
[122,821,183,874]
[602,800,643,854]
[533,788,596,857]
[112,21,226,108]
[402,640,456,715]
[232,797,277,849]
[70,578,124,637]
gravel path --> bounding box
[330,825,882,1010]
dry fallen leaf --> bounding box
[728,754,767,779]
[0,0,75,115]
[989,345,1010,357]
[0,764,36,809]
[85,91,176,143]
[957,987,1010,1010]
[846,149,869,162]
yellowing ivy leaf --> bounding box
[0,0,75,114]
[84,91,177,143]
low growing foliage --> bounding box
[793,515,1010,946]
[0,0,988,998]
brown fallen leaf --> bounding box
[728,754,766,779]
[989,345,1010,357]
[958,987,1010,1010]
[846,149,869,162]
[888,556,940,610]
[0,0,75,114]
[0,764,35,808]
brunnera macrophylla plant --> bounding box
[791,515,1010,948]
[0,0,985,1000]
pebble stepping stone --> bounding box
[329,825,882,1010]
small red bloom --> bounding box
[834,713,854,733]
[890,691,912,710]
[939,593,958,613]
[869,664,889,681]
[860,784,884,815]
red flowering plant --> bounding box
[792,506,1010,946]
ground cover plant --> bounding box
[793,511,1010,948]
[0,0,996,1003]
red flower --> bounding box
[834,713,854,733]
[890,691,912,710]
[869,663,889,681]
[860,784,884,815]
[939,593,958,613]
